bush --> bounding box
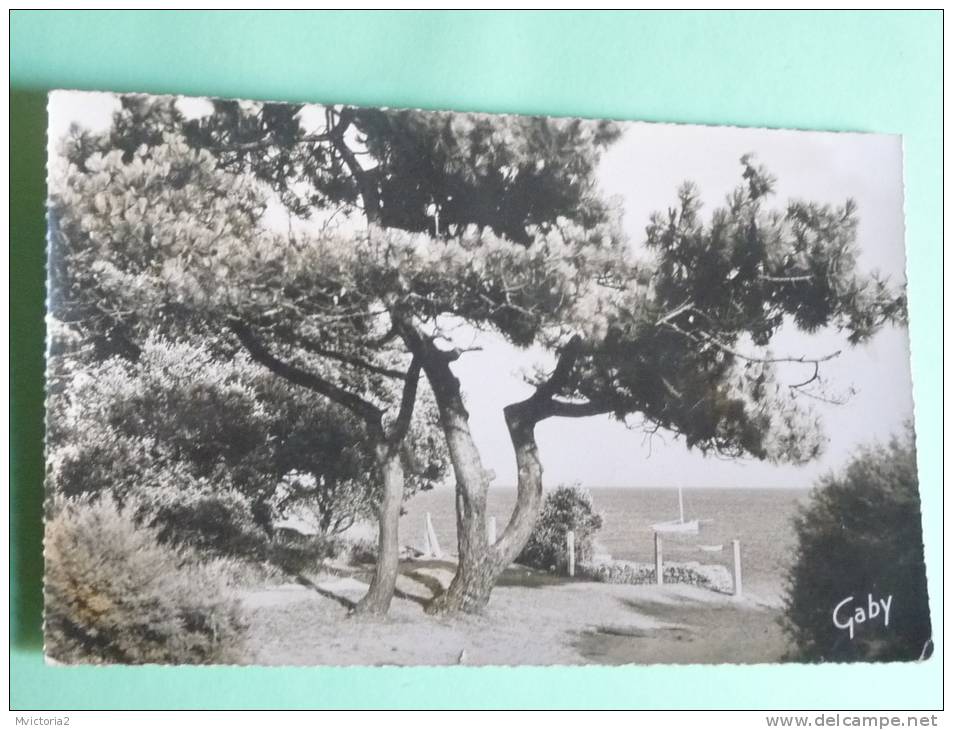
[142,482,271,560]
[265,528,345,574]
[517,485,603,572]
[783,429,932,662]
[44,497,247,665]
[199,555,286,588]
[344,538,380,566]
[46,334,448,564]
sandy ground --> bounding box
[238,562,791,666]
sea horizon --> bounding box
[402,485,813,603]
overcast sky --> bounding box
[49,91,914,489]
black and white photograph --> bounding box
[43,89,930,667]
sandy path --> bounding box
[239,571,790,666]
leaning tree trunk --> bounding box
[422,373,550,613]
[488,340,593,583]
[490,402,546,569]
[353,445,404,615]
[398,336,492,614]
[397,317,547,614]
[424,375,495,614]
[425,397,548,613]
[401,324,592,613]
[432,377,591,613]
[439,400,548,612]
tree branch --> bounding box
[656,298,694,325]
[387,357,422,446]
[205,106,354,154]
[299,109,355,145]
[662,321,842,366]
[396,315,464,364]
[505,336,611,425]
[544,399,614,419]
[327,108,381,223]
[364,324,399,347]
[229,319,383,428]
[294,334,406,380]
[759,274,814,283]
[789,362,820,389]
[531,335,583,404]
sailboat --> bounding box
[651,486,700,534]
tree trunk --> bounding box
[488,342,595,582]
[395,325,597,613]
[491,403,546,568]
[394,340,489,614]
[435,402,547,613]
[429,538,497,614]
[353,445,404,615]
[396,318,544,614]
[423,375,493,614]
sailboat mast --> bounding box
[678,487,685,524]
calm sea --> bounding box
[399,486,812,603]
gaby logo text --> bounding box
[833,594,893,640]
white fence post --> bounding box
[732,538,743,597]
[487,515,497,546]
[566,530,575,577]
[654,531,664,585]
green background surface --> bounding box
[10,10,943,709]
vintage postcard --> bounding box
[43,90,930,665]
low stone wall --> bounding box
[578,558,734,594]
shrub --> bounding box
[44,497,247,665]
[271,471,376,537]
[344,538,380,566]
[141,482,271,560]
[517,485,603,572]
[783,429,932,662]
[265,528,345,574]
[46,334,448,563]
[200,555,286,588]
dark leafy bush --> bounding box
[345,538,380,566]
[517,485,603,572]
[783,429,932,662]
[143,483,270,560]
[44,497,247,665]
[265,527,345,574]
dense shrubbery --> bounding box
[46,336,366,533]
[148,485,271,560]
[46,334,446,561]
[783,429,931,662]
[517,485,603,572]
[44,497,247,665]
[42,328,449,660]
